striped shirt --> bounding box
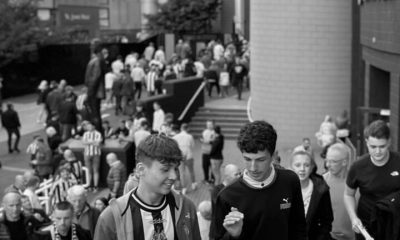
[68,160,83,184]
[26,141,39,160]
[146,71,158,92]
[76,94,87,111]
[51,178,75,205]
[82,130,102,156]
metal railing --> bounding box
[178,81,207,121]
[246,96,253,122]
[35,166,90,214]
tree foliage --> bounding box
[0,0,45,67]
[145,0,222,35]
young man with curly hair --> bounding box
[212,120,307,240]
[94,134,201,240]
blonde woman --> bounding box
[36,80,50,123]
[291,151,333,240]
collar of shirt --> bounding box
[242,167,276,189]
[111,160,120,167]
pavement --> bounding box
[0,87,324,207]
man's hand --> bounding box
[223,207,244,238]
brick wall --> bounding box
[361,1,400,54]
[250,0,352,149]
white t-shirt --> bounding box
[301,180,314,216]
[152,109,165,132]
[173,131,195,160]
[105,72,116,89]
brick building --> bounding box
[351,0,400,152]
[249,0,353,149]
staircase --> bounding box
[189,107,249,140]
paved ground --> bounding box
[0,87,324,208]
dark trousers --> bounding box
[115,95,122,115]
[6,128,20,151]
[155,80,163,94]
[208,81,220,97]
[87,97,102,133]
[134,82,142,99]
[60,123,75,142]
[235,79,243,100]
[202,153,211,181]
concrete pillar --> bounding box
[250,0,352,148]
[390,73,400,151]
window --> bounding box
[99,8,109,27]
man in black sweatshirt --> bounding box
[213,121,307,240]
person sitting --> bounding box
[112,120,129,138]
[102,120,114,139]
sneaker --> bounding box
[8,149,13,154]
[191,182,198,190]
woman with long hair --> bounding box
[36,80,50,123]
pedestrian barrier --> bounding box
[35,166,89,214]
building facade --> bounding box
[249,0,353,149]
[37,0,142,41]
[352,0,400,152]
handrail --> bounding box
[35,166,89,214]
[246,96,254,122]
[178,81,207,121]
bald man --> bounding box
[210,164,241,240]
[323,143,354,240]
[4,175,25,194]
[106,152,127,198]
[0,192,36,240]
[67,185,100,237]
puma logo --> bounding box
[280,198,291,210]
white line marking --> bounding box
[101,114,110,119]
[1,166,30,173]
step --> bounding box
[195,111,247,118]
[189,121,247,128]
[198,107,247,113]
[192,132,239,140]
[191,116,248,123]
[190,127,241,134]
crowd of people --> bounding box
[2,118,398,240]
[1,37,397,240]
